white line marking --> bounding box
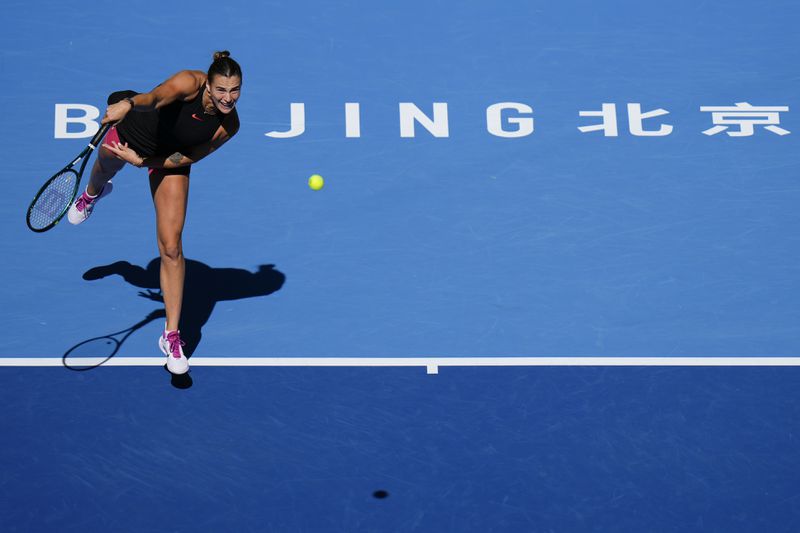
[1,357,800,368]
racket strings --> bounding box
[28,170,78,229]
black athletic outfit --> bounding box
[113,88,229,174]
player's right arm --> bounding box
[102,71,204,124]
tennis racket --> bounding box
[25,122,112,233]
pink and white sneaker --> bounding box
[160,329,189,375]
[67,181,113,225]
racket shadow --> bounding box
[76,258,286,358]
[62,309,166,371]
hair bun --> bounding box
[208,51,242,82]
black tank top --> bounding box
[116,88,226,157]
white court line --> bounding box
[1,357,800,375]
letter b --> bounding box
[54,104,100,139]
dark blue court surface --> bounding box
[2,0,799,531]
[2,367,800,532]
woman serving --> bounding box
[68,51,242,374]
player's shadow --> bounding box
[81,258,286,357]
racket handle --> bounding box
[88,123,112,150]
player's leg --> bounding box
[68,128,126,225]
[86,145,126,196]
[150,167,190,373]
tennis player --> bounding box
[68,51,241,374]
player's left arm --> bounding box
[142,115,240,169]
[104,113,240,169]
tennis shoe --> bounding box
[67,181,113,225]
[160,329,189,374]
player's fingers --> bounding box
[102,143,122,158]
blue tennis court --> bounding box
[2,1,799,531]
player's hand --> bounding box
[102,140,145,167]
[101,100,133,125]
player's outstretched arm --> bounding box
[101,71,204,124]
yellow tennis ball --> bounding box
[308,174,324,190]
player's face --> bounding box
[207,75,241,114]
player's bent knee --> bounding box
[97,148,126,173]
[159,243,183,262]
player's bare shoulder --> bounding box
[159,70,206,101]
[186,70,208,84]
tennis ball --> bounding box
[308,174,324,190]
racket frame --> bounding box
[26,122,112,232]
